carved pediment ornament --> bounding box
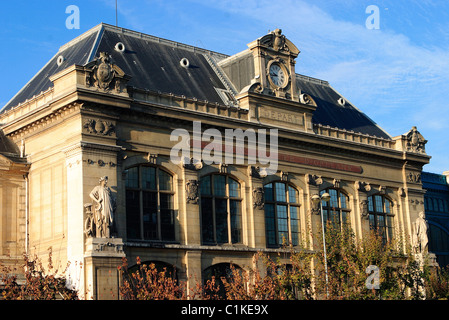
[405,126,427,154]
[85,52,130,93]
[259,29,298,54]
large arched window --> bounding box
[320,188,350,230]
[368,195,394,244]
[264,182,301,247]
[429,224,449,267]
[125,165,175,241]
[200,174,242,245]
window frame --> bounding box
[368,194,394,244]
[125,165,176,242]
[199,174,243,245]
[264,181,301,248]
[320,188,351,231]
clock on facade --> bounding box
[268,62,288,88]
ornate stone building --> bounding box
[0,23,432,299]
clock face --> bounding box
[269,63,287,87]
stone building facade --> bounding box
[0,23,432,299]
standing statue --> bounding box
[89,176,116,238]
[412,211,429,254]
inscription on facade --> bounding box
[260,109,304,126]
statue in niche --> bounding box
[412,211,429,254]
[89,176,116,238]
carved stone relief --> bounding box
[84,52,130,94]
[253,187,265,210]
[360,200,369,220]
[186,180,199,204]
[405,126,427,154]
[83,119,115,136]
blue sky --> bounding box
[1,0,448,174]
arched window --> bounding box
[264,182,301,247]
[320,188,350,230]
[125,165,175,241]
[200,174,242,245]
[368,195,394,244]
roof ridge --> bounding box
[100,23,229,59]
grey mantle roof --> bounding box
[1,23,391,140]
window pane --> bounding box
[126,167,139,188]
[230,200,241,243]
[290,206,299,246]
[329,189,338,208]
[288,186,298,203]
[142,167,156,190]
[215,199,228,243]
[160,193,175,240]
[375,195,383,213]
[214,175,226,197]
[340,193,348,209]
[277,205,288,245]
[264,183,274,202]
[229,178,240,198]
[143,191,158,240]
[159,170,173,191]
[200,176,211,195]
[126,190,140,239]
[385,199,391,214]
[264,204,276,246]
[368,197,374,212]
[275,183,286,202]
[201,198,214,243]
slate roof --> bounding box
[1,23,391,140]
